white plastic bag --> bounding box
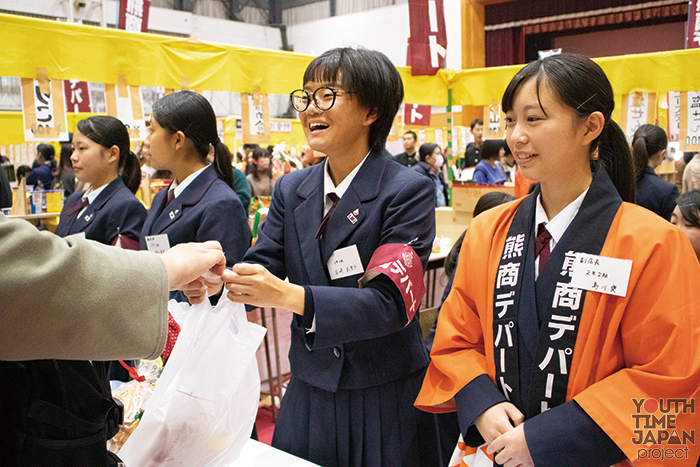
[119,297,266,467]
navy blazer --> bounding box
[244,149,436,393]
[55,177,146,247]
[140,164,251,269]
[635,166,678,221]
[412,161,450,206]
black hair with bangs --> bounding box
[501,53,635,203]
[677,190,700,230]
[303,47,404,152]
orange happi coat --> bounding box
[415,198,700,465]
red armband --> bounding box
[359,243,426,322]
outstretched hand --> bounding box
[160,241,226,292]
[222,263,305,315]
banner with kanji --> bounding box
[20,76,69,141]
[687,0,700,49]
[241,87,270,145]
[406,0,447,76]
[117,0,151,33]
[668,91,681,142]
[483,103,505,140]
[680,91,700,151]
[620,92,656,142]
[104,81,147,140]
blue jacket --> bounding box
[635,166,678,221]
[244,149,436,393]
[140,164,251,268]
[26,163,53,189]
[56,177,146,247]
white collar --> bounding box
[534,187,589,249]
[322,153,369,215]
[171,165,208,198]
[81,182,110,205]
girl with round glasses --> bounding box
[220,47,441,466]
[416,53,700,465]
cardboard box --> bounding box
[451,184,515,213]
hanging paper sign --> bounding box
[418,129,426,146]
[406,0,447,76]
[235,118,243,139]
[240,86,270,145]
[117,0,151,33]
[104,82,146,140]
[680,91,700,151]
[20,77,69,141]
[405,103,431,126]
[435,128,443,147]
[483,102,505,139]
[620,92,656,142]
[216,118,225,143]
[687,0,700,49]
[270,121,292,133]
[63,80,92,113]
[668,92,681,142]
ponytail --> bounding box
[631,124,668,185]
[212,140,234,190]
[121,150,142,194]
[594,120,635,203]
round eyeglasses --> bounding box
[289,87,354,112]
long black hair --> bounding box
[419,143,439,162]
[303,47,404,152]
[76,116,141,193]
[151,91,234,190]
[501,53,635,202]
[632,124,668,184]
[677,190,700,230]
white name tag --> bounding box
[569,253,632,297]
[145,234,171,254]
[327,245,364,280]
[64,232,86,241]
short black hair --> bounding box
[677,190,700,229]
[36,143,55,161]
[302,47,404,152]
[481,139,504,160]
[470,119,483,130]
[404,130,417,141]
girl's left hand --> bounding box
[223,263,305,315]
[487,424,534,467]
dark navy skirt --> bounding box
[272,367,442,467]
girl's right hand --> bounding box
[474,401,525,445]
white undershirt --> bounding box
[534,187,588,280]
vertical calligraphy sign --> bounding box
[680,91,700,151]
[668,92,681,143]
[406,0,447,76]
[620,92,656,142]
[21,78,69,141]
[117,0,151,32]
[483,102,505,139]
[241,87,270,145]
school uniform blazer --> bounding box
[635,166,678,221]
[412,161,449,205]
[140,164,251,268]
[55,177,146,248]
[244,148,436,393]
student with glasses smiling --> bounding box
[216,47,441,466]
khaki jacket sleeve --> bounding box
[0,214,168,361]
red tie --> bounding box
[165,189,175,208]
[535,223,552,274]
[63,198,89,217]
[315,193,340,239]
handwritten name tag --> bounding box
[569,253,632,297]
[327,245,364,280]
[145,234,171,254]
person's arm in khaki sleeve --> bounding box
[0,214,225,361]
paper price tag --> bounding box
[145,234,170,254]
[327,245,364,280]
[569,253,632,297]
